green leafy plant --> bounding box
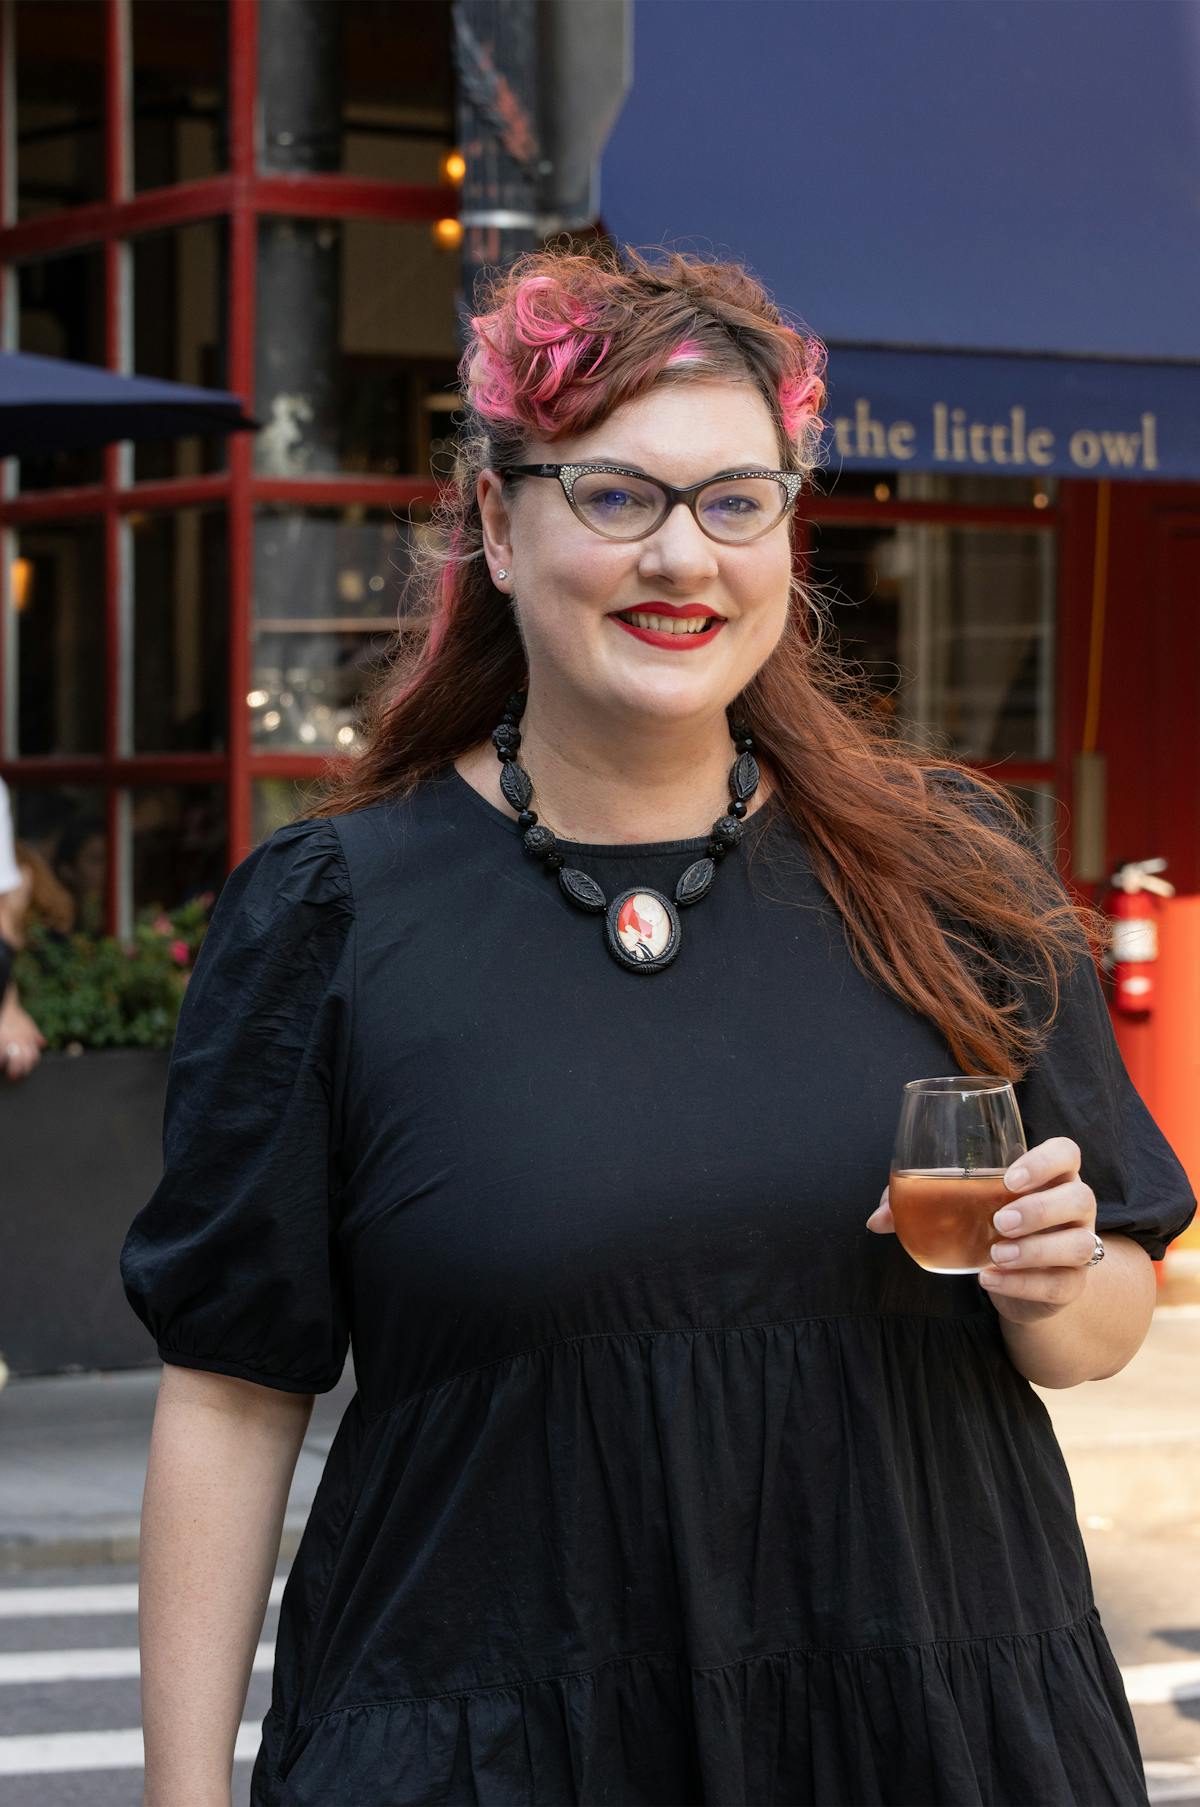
[13,895,213,1052]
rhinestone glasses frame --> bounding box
[496,462,805,545]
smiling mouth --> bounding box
[611,609,722,635]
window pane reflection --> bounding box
[254,218,458,477]
[810,469,1059,509]
[132,508,228,752]
[811,521,1056,763]
[11,783,107,937]
[132,222,230,481]
[15,0,105,221]
[15,520,106,755]
[132,0,228,191]
[17,250,106,492]
[251,506,424,751]
[132,786,226,915]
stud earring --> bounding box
[495,568,509,582]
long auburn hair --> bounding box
[307,240,1096,1080]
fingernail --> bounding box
[1006,1166,1029,1190]
[991,1242,1021,1263]
[993,1207,1022,1232]
[978,1270,1001,1287]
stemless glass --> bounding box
[889,1077,1028,1275]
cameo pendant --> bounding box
[604,887,682,973]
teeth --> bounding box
[621,612,714,634]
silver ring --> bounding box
[5,1043,20,1058]
[1086,1233,1106,1267]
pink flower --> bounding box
[152,914,173,935]
[170,939,190,967]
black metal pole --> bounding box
[253,0,345,750]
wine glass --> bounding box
[889,1076,1028,1275]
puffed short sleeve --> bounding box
[1015,940,1196,1260]
[930,768,1195,1260]
[119,817,354,1392]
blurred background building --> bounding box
[1,0,461,932]
[1,0,1196,1245]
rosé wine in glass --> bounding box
[890,1077,1027,1275]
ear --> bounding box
[477,468,515,584]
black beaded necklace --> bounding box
[490,690,761,974]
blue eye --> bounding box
[707,493,761,516]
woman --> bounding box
[121,244,1195,1807]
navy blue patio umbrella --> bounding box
[0,350,258,457]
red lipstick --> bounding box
[608,601,724,618]
[607,599,728,652]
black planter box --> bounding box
[0,1048,169,1376]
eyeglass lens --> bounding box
[570,471,789,542]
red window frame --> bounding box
[0,0,456,932]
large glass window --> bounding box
[251,505,424,751]
[131,784,226,914]
[132,221,230,481]
[1,0,456,939]
[131,508,228,752]
[14,519,106,756]
[810,469,1060,509]
[14,0,105,221]
[131,0,229,192]
[254,218,459,478]
[17,249,107,492]
[810,519,1056,764]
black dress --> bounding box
[120,763,1196,1807]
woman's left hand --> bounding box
[867,1137,1101,1324]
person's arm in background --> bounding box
[139,1364,315,1807]
[0,864,45,1082]
[0,778,46,1080]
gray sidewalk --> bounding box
[0,1299,1196,1569]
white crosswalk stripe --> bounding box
[1146,1758,1200,1804]
[0,1578,286,1618]
[0,1642,275,1684]
[0,1723,263,1775]
[0,1571,274,1794]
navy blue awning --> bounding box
[600,0,1200,481]
[0,352,258,457]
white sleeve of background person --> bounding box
[0,779,23,894]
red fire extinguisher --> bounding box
[1103,858,1175,1015]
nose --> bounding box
[636,499,721,585]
